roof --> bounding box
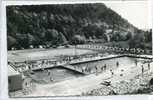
[8,65,20,76]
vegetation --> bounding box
[7,4,152,50]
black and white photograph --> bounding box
[6,1,153,98]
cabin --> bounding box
[8,65,22,92]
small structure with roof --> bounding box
[8,65,22,92]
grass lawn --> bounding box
[8,47,97,62]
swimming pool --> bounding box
[28,56,151,84]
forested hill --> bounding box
[7,4,151,50]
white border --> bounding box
[0,0,152,100]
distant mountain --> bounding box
[7,3,151,50]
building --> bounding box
[8,65,22,92]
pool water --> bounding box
[72,56,150,73]
[30,67,83,84]
[29,56,150,84]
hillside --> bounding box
[6,4,152,50]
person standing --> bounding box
[50,77,53,82]
[116,61,119,68]
[148,63,150,70]
[141,65,144,76]
[95,66,97,71]
[135,60,137,66]
[101,66,103,72]
[110,69,114,77]
[95,66,98,75]
[104,64,107,70]
[48,71,51,76]
[82,68,84,73]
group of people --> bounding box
[13,52,105,72]
[77,44,150,54]
[95,64,107,75]
[80,61,119,76]
[62,53,103,63]
[134,59,152,77]
[141,63,151,76]
[74,63,109,75]
[39,69,55,82]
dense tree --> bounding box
[7,4,151,50]
[128,30,146,49]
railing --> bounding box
[8,62,18,72]
[9,50,153,73]
[76,44,152,55]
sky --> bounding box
[104,1,152,30]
